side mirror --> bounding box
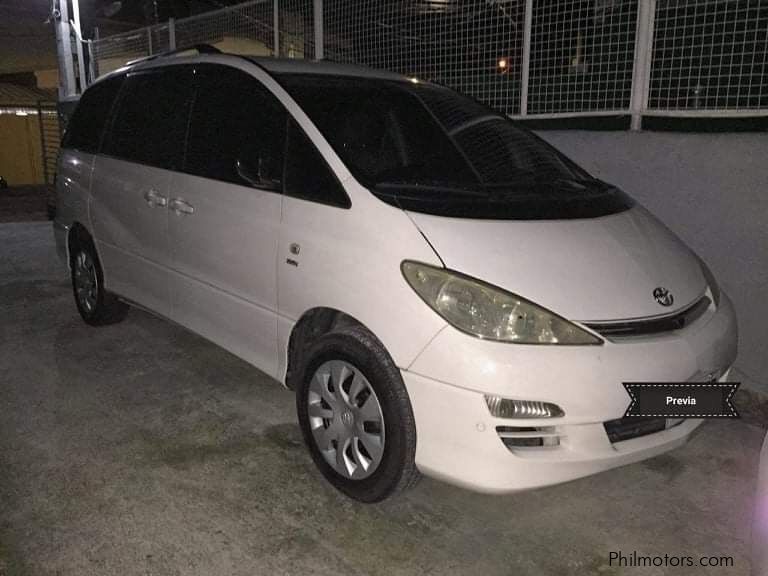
[236,156,280,191]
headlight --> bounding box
[698,258,721,307]
[401,261,602,345]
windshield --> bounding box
[278,74,633,219]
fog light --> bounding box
[484,396,564,419]
[496,426,561,449]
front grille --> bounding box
[585,295,710,339]
[603,416,681,443]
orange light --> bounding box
[498,58,508,69]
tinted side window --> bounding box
[62,75,124,153]
[103,67,192,170]
[184,65,286,188]
[284,120,350,208]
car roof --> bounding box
[87,52,419,100]
[246,56,408,81]
[103,52,410,84]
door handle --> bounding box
[169,198,195,215]
[143,189,168,207]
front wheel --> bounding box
[296,326,419,502]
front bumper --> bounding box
[403,293,738,493]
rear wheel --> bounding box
[70,233,128,326]
[296,326,419,502]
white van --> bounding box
[54,49,737,502]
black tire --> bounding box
[296,325,420,502]
[70,231,128,326]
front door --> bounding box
[168,64,286,377]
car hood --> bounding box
[407,206,706,322]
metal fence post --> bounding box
[87,41,97,84]
[519,0,533,116]
[313,0,324,60]
[630,0,656,130]
[273,0,280,56]
[36,100,48,184]
[90,27,100,82]
[54,0,77,100]
[72,0,87,91]
[168,18,176,50]
[147,26,153,55]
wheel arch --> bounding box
[67,223,107,285]
[67,222,93,263]
[284,307,384,390]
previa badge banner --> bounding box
[622,383,740,418]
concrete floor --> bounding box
[0,221,764,576]
[0,187,53,223]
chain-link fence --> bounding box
[649,0,767,113]
[89,0,768,126]
[324,1,526,114]
[91,0,314,77]
[526,0,638,114]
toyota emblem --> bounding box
[653,287,674,307]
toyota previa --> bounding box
[54,50,738,502]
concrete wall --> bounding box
[34,68,58,89]
[538,131,767,393]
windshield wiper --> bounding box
[375,181,488,197]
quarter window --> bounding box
[184,65,286,189]
[283,120,350,208]
[62,75,124,153]
[102,67,193,170]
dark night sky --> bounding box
[0,0,233,73]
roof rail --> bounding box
[126,43,222,66]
